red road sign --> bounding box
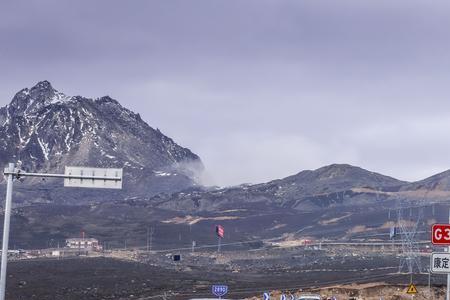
[432,224,450,245]
[216,225,224,238]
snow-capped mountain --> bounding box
[0,81,203,199]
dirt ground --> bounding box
[321,283,444,300]
[4,254,445,300]
[256,283,447,300]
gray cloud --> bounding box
[1,0,450,186]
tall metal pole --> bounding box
[0,165,122,300]
[0,163,14,300]
[149,226,154,252]
[146,226,149,252]
[428,268,431,294]
[447,208,450,300]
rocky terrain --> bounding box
[3,249,442,300]
[0,81,203,201]
[151,164,407,212]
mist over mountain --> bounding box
[0,81,204,202]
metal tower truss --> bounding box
[397,203,422,274]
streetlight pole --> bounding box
[0,163,14,300]
[0,164,122,300]
[447,208,450,300]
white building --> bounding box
[65,238,101,251]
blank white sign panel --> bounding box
[64,167,123,189]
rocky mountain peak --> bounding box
[29,80,53,93]
[7,81,70,118]
[314,164,359,179]
[96,95,119,105]
[288,164,403,187]
[0,81,203,199]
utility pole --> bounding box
[147,226,149,252]
[0,164,122,300]
[0,163,14,300]
[447,208,450,300]
[146,226,154,252]
[149,226,154,251]
[428,268,431,293]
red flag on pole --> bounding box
[216,225,224,238]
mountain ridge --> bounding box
[151,163,450,212]
[0,81,203,200]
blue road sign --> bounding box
[263,292,270,300]
[212,285,228,298]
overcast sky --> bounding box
[1,0,450,186]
